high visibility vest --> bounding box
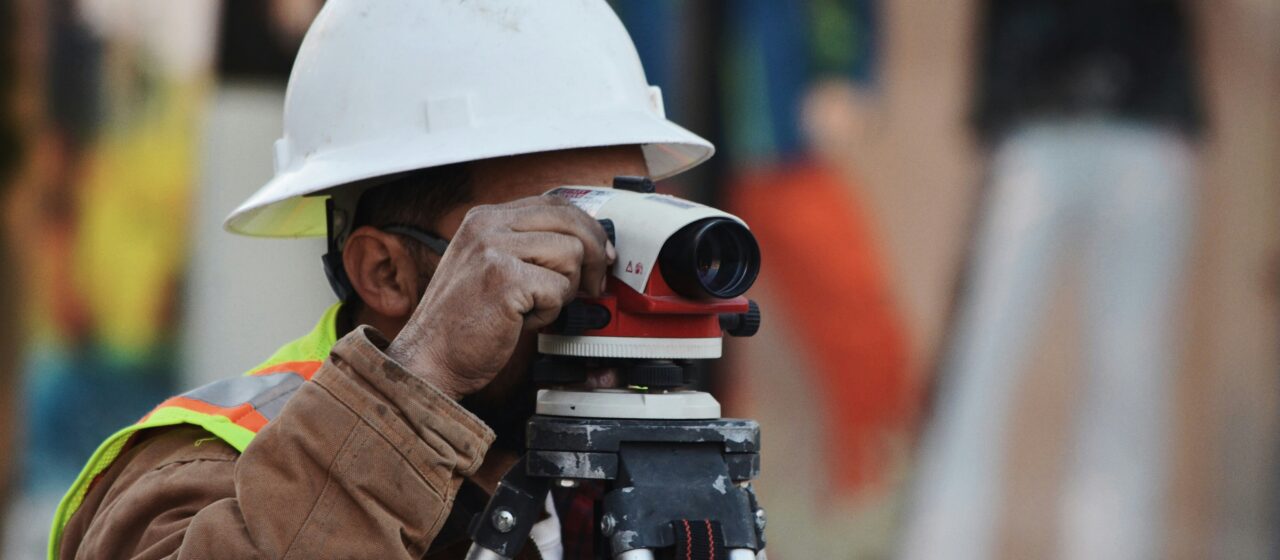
[48,303,343,560]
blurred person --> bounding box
[899,1,1203,559]
[2,1,217,558]
[721,2,923,557]
[666,1,919,555]
[730,76,917,559]
[49,2,715,559]
[734,78,913,498]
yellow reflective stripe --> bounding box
[247,302,341,373]
[49,428,132,560]
[138,406,258,452]
[47,408,256,560]
[50,303,341,559]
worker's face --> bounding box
[417,146,647,446]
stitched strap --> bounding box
[674,519,725,560]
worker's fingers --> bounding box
[503,204,611,293]
[505,202,608,248]
[465,197,608,253]
[492,231,593,295]
[512,260,575,331]
[462,198,610,296]
[390,194,620,399]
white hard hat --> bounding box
[225,0,714,238]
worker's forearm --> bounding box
[210,326,496,558]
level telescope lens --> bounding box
[659,218,761,299]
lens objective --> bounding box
[659,218,760,299]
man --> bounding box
[900,1,1200,559]
[48,1,713,558]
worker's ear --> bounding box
[342,226,427,320]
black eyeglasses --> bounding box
[382,225,450,256]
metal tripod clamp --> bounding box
[465,457,550,560]
[527,414,766,558]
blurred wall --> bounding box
[181,1,333,384]
[1178,1,1280,557]
[0,0,25,549]
[180,82,333,387]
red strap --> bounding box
[705,520,715,560]
[684,520,693,560]
[674,519,724,560]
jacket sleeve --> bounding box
[62,326,496,559]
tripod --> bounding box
[465,358,767,560]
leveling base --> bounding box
[465,390,766,559]
[534,388,722,420]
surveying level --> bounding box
[466,177,767,560]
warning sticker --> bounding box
[547,187,615,217]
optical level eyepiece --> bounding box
[659,218,761,299]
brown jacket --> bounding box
[57,326,520,559]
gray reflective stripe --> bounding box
[180,372,306,421]
[253,376,304,420]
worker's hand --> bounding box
[386,195,615,400]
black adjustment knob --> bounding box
[532,357,588,385]
[624,361,686,388]
[720,300,762,337]
[552,301,612,335]
[612,176,656,193]
[597,219,616,245]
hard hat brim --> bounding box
[224,109,714,238]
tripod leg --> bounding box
[615,550,655,560]
[466,456,550,560]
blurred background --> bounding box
[0,0,1277,558]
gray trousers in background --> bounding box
[899,121,1196,560]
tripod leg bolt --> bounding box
[491,509,517,534]
[754,508,767,532]
[600,514,617,536]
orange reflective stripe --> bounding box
[250,359,323,380]
[142,397,271,433]
[139,367,320,434]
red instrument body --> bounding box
[551,263,749,340]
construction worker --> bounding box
[48,1,712,558]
